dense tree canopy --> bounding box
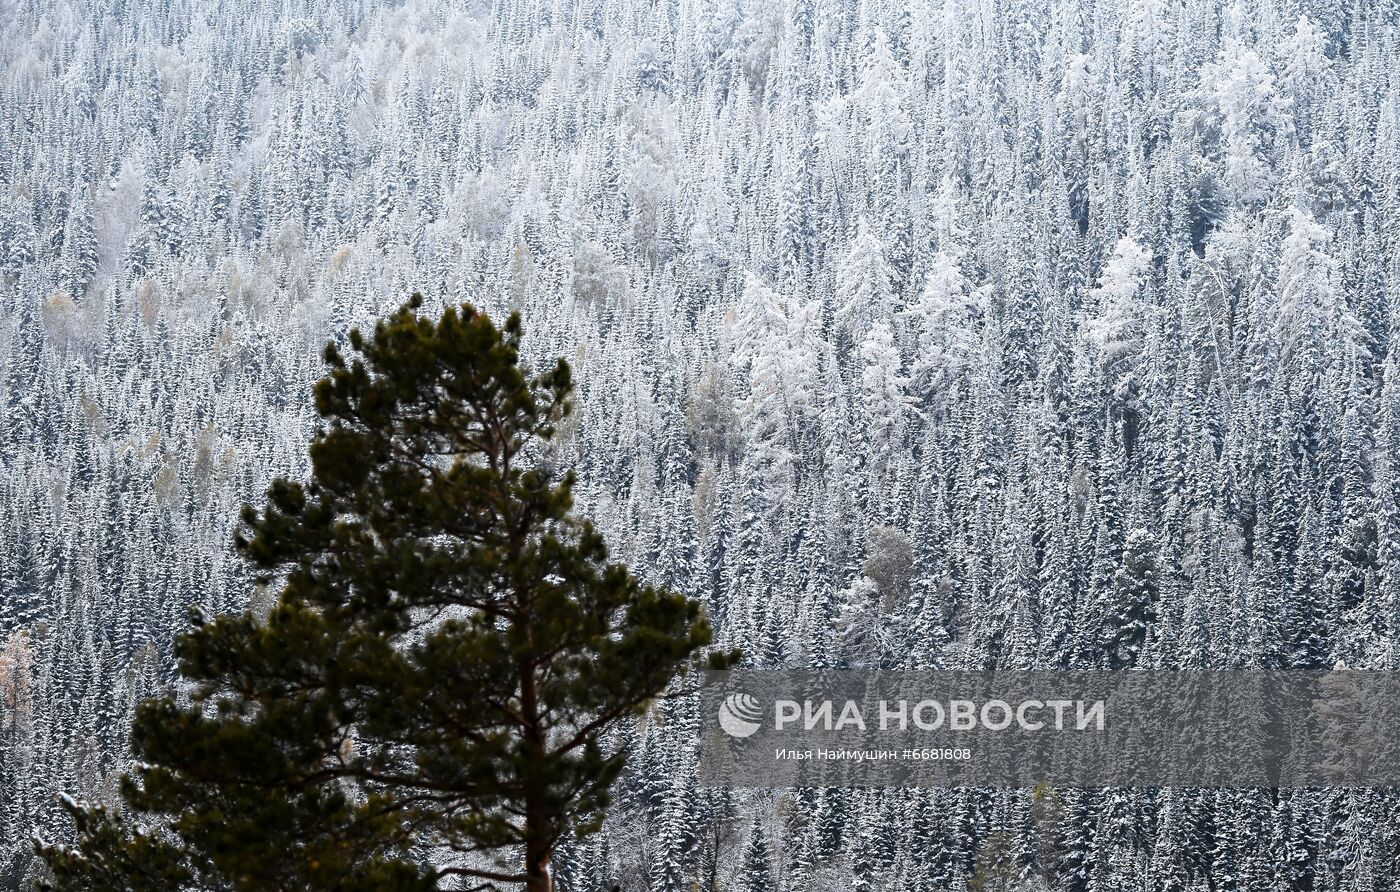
[5,0,1400,889]
[38,297,725,891]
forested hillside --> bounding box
[4,0,1400,888]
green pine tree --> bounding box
[41,296,734,892]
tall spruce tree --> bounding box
[40,296,732,892]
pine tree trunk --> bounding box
[522,651,551,892]
[525,850,551,892]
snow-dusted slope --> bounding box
[3,0,1400,887]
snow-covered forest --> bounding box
[4,0,1400,887]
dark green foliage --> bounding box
[40,296,732,891]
